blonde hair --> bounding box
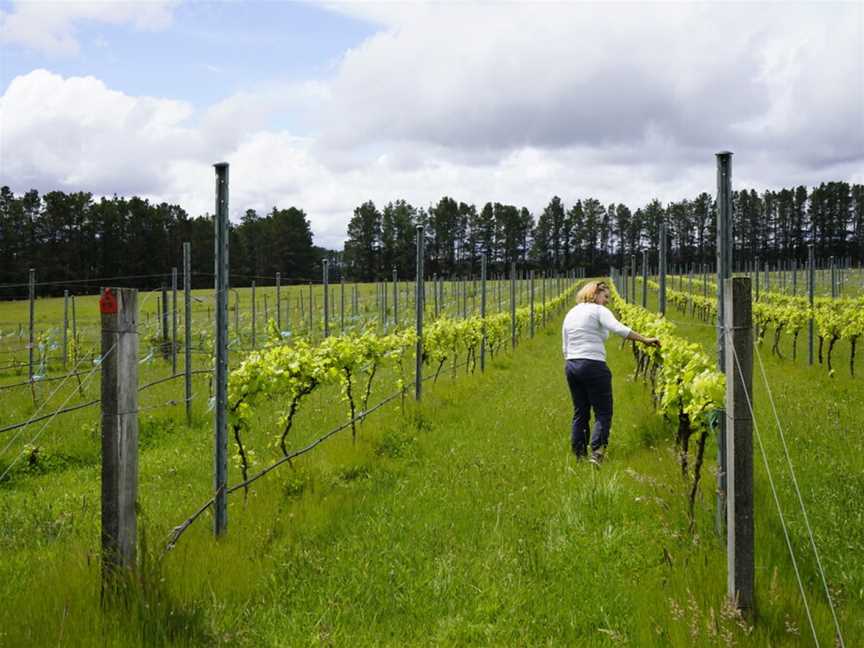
[575,280,610,304]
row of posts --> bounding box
[22,263,574,388]
[626,253,857,296]
[19,244,844,385]
[614,253,847,305]
[615,238,821,371]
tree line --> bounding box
[2,181,862,298]
[343,182,864,280]
[0,187,324,298]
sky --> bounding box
[1,1,863,249]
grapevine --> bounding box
[645,277,864,376]
[226,284,581,481]
[608,281,725,527]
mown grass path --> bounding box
[218,321,824,646]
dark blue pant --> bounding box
[565,359,613,456]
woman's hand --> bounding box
[626,331,661,348]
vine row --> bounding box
[227,285,581,484]
[646,279,864,377]
[608,281,725,527]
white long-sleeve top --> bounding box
[561,303,632,362]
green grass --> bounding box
[1,288,862,646]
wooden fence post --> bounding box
[716,150,733,536]
[659,222,667,316]
[308,282,313,339]
[100,287,139,589]
[725,276,754,616]
[529,270,535,338]
[392,266,398,329]
[541,271,546,327]
[641,251,648,308]
[323,260,330,338]
[276,272,282,330]
[510,262,517,349]
[72,294,78,352]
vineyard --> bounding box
[1,267,862,646]
[647,276,864,376]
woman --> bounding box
[562,281,660,465]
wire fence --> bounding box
[1,270,561,393]
[749,340,845,647]
[164,356,476,552]
[0,342,111,483]
[1,271,578,464]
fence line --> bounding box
[0,369,213,437]
[164,387,406,552]
[4,276,577,482]
[163,326,547,554]
[0,347,99,449]
[0,273,170,290]
[137,369,213,394]
[0,399,101,438]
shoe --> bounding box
[589,449,604,466]
[573,448,588,460]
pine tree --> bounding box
[343,201,382,281]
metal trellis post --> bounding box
[184,242,193,426]
[715,150,733,537]
[415,226,424,401]
[172,266,178,375]
[213,162,229,537]
[323,260,330,338]
[480,255,487,371]
[510,262,517,349]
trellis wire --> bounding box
[754,343,845,647]
[727,339,820,646]
[0,343,111,483]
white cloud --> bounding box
[1,3,862,250]
[317,2,863,165]
[0,69,201,196]
[0,0,177,55]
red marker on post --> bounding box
[100,288,118,315]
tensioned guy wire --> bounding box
[0,345,96,458]
[727,335,820,647]
[754,342,845,647]
[0,343,111,483]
